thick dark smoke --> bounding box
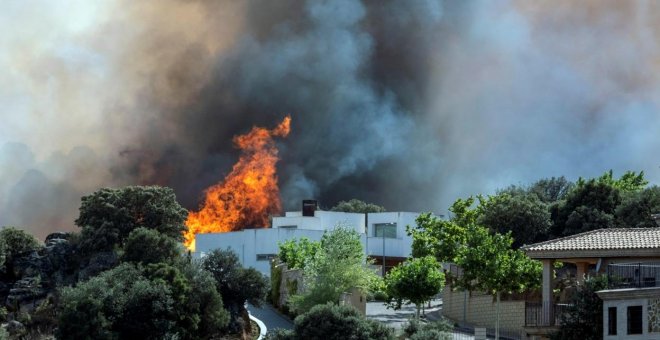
[2,0,660,239]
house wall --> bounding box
[603,297,660,339]
[195,211,421,276]
[442,286,526,335]
[365,212,417,258]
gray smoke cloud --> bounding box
[1,0,660,239]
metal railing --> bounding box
[524,301,571,327]
[607,262,660,289]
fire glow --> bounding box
[184,116,291,250]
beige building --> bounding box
[522,228,660,339]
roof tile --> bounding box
[521,228,660,252]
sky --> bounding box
[1,0,660,239]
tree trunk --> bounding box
[496,291,501,340]
[416,303,421,319]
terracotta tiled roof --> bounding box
[522,228,660,252]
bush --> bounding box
[264,328,295,340]
[403,318,421,337]
[372,290,389,302]
[409,329,452,340]
[290,303,395,340]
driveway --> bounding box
[366,298,443,330]
[247,303,294,332]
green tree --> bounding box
[408,197,480,262]
[122,227,182,265]
[479,192,551,248]
[57,263,176,340]
[528,176,574,203]
[615,186,660,228]
[0,227,40,263]
[202,248,268,333]
[577,170,648,193]
[384,256,444,318]
[454,225,541,340]
[552,180,621,237]
[75,186,188,253]
[550,275,608,340]
[330,199,386,213]
[278,237,320,270]
[290,227,378,314]
[266,303,394,340]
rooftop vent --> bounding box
[302,200,318,217]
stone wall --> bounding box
[442,285,526,334]
[339,287,366,315]
[278,265,303,308]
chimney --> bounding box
[652,213,660,227]
[302,200,318,217]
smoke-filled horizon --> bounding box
[2,0,660,239]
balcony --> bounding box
[524,301,572,327]
[607,262,660,289]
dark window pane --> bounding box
[374,223,397,238]
[627,305,643,335]
[608,307,617,335]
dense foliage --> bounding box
[266,303,395,340]
[330,199,386,213]
[550,275,608,340]
[289,227,378,314]
[277,237,320,270]
[75,186,188,252]
[384,256,444,318]
[202,248,269,332]
[479,192,551,248]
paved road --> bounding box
[366,298,443,330]
[247,303,294,333]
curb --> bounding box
[249,312,267,340]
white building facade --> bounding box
[194,206,421,276]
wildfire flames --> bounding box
[184,117,291,250]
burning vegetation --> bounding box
[184,117,291,250]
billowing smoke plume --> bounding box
[2,0,660,239]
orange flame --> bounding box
[184,116,291,250]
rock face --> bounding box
[3,232,77,312]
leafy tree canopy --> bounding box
[330,199,386,213]
[408,197,478,262]
[267,303,395,340]
[277,237,320,270]
[528,176,574,203]
[577,170,648,193]
[122,227,183,265]
[0,227,40,263]
[479,192,551,248]
[385,256,444,318]
[550,275,608,340]
[57,263,176,340]
[552,180,621,237]
[615,186,660,228]
[290,227,377,314]
[454,225,541,294]
[75,186,188,253]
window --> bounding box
[256,254,276,261]
[279,225,297,229]
[627,305,643,335]
[608,307,617,335]
[374,223,397,238]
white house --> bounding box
[194,200,422,276]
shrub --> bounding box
[291,303,395,340]
[410,329,452,340]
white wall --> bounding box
[602,298,652,340]
[365,212,418,258]
[195,211,421,276]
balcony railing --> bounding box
[607,263,660,289]
[524,301,571,327]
